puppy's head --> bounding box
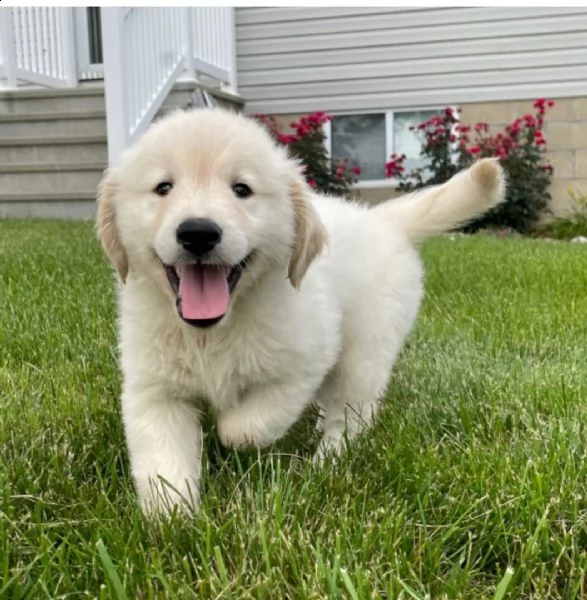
[96,108,326,329]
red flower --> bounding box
[277,133,298,145]
[295,123,312,136]
[536,138,546,146]
[474,122,489,133]
[428,116,444,126]
[469,146,482,155]
[307,178,317,187]
[351,166,361,175]
[533,130,543,139]
[533,98,546,109]
[306,111,331,126]
[385,152,408,178]
[547,100,555,108]
[335,165,345,177]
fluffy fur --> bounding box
[96,108,506,515]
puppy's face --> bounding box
[97,109,326,329]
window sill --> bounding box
[352,179,399,189]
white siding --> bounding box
[236,7,587,114]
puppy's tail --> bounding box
[372,158,507,243]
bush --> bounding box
[250,112,361,197]
[386,99,556,233]
[532,186,587,240]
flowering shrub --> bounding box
[250,112,361,197]
[386,107,470,191]
[532,185,587,240]
[386,99,556,233]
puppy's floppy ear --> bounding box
[96,169,129,283]
[287,177,327,289]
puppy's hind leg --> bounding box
[314,346,393,462]
[217,375,324,450]
[315,286,422,462]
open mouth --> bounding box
[164,253,254,328]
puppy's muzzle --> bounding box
[176,218,222,257]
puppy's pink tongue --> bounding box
[178,265,229,320]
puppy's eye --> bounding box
[154,181,173,197]
[232,182,253,199]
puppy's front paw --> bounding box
[217,410,274,450]
[313,431,344,466]
[135,475,199,518]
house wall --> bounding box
[236,7,587,114]
[236,7,587,215]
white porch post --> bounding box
[0,8,17,88]
[226,7,238,94]
[182,7,196,81]
[59,8,78,86]
[100,8,128,166]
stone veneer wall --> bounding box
[460,97,587,218]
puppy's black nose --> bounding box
[176,218,222,256]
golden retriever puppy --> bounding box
[96,108,505,515]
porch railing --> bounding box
[0,7,77,88]
[0,7,238,166]
[101,7,237,166]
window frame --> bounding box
[323,106,460,188]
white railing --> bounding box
[0,7,76,88]
[102,7,237,166]
[101,8,186,165]
[188,8,236,88]
[0,7,237,165]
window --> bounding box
[325,109,455,186]
[330,114,386,181]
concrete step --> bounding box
[0,81,196,118]
[0,81,243,219]
[0,162,106,173]
[0,111,106,138]
[0,140,107,164]
[0,134,106,145]
[0,193,96,220]
[0,166,103,194]
[0,85,105,116]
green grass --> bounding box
[1,220,587,599]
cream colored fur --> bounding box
[96,108,506,516]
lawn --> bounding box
[1,220,587,599]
